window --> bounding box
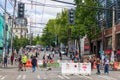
[106,37,112,50]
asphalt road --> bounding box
[0,67,120,80]
[0,51,120,80]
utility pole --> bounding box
[3,0,7,57]
[11,0,16,55]
[101,17,105,52]
[112,7,116,52]
[29,17,32,46]
[20,20,22,38]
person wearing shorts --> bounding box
[22,54,27,71]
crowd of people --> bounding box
[2,47,112,74]
[2,48,40,72]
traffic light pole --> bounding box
[112,7,116,52]
[3,0,7,58]
[11,0,16,55]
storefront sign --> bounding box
[104,50,112,54]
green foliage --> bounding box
[13,37,29,51]
[75,0,100,40]
[41,9,70,46]
[40,1,101,47]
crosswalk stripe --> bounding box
[58,75,64,79]
[1,75,7,80]
[98,75,117,80]
[43,77,47,79]
[63,75,70,79]
[83,76,93,80]
[22,75,26,79]
[37,75,40,79]
[16,75,21,79]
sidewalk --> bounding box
[0,63,18,70]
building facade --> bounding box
[13,18,28,38]
[90,0,120,59]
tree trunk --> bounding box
[77,37,81,59]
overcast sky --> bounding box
[0,0,75,36]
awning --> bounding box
[104,50,112,54]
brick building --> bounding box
[86,0,120,59]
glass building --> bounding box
[98,0,120,28]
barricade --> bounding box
[114,62,120,70]
[25,60,32,67]
[61,63,91,75]
[93,62,96,69]
[50,59,54,64]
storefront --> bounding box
[0,13,4,63]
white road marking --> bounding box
[37,75,40,79]
[0,75,2,78]
[1,75,7,80]
[43,77,47,79]
[84,76,93,80]
[58,75,64,79]
[77,75,93,80]
[22,75,26,79]
[63,75,70,79]
[78,75,84,78]
[16,75,21,79]
[98,75,117,80]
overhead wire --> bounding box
[20,1,74,8]
[35,0,37,35]
[8,0,14,8]
[0,8,4,13]
[41,0,46,23]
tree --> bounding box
[13,37,29,52]
[41,9,70,47]
[74,0,100,54]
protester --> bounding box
[22,54,27,71]
[4,55,7,67]
[42,54,47,68]
[18,55,23,71]
[72,53,80,63]
[10,54,14,65]
[90,57,95,71]
[58,50,62,60]
[104,58,109,74]
[96,58,101,74]
[31,56,37,72]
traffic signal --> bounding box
[18,3,25,18]
[68,9,75,25]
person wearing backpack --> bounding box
[31,56,37,72]
[104,58,109,74]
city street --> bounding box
[0,51,120,80]
[0,64,120,80]
[0,0,120,80]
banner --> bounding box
[79,63,91,75]
[38,60,43,65]
[61,63,91,75]
[61,63,79,74]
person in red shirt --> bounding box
[11,54,14,65]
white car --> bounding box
[60,50,66,55]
